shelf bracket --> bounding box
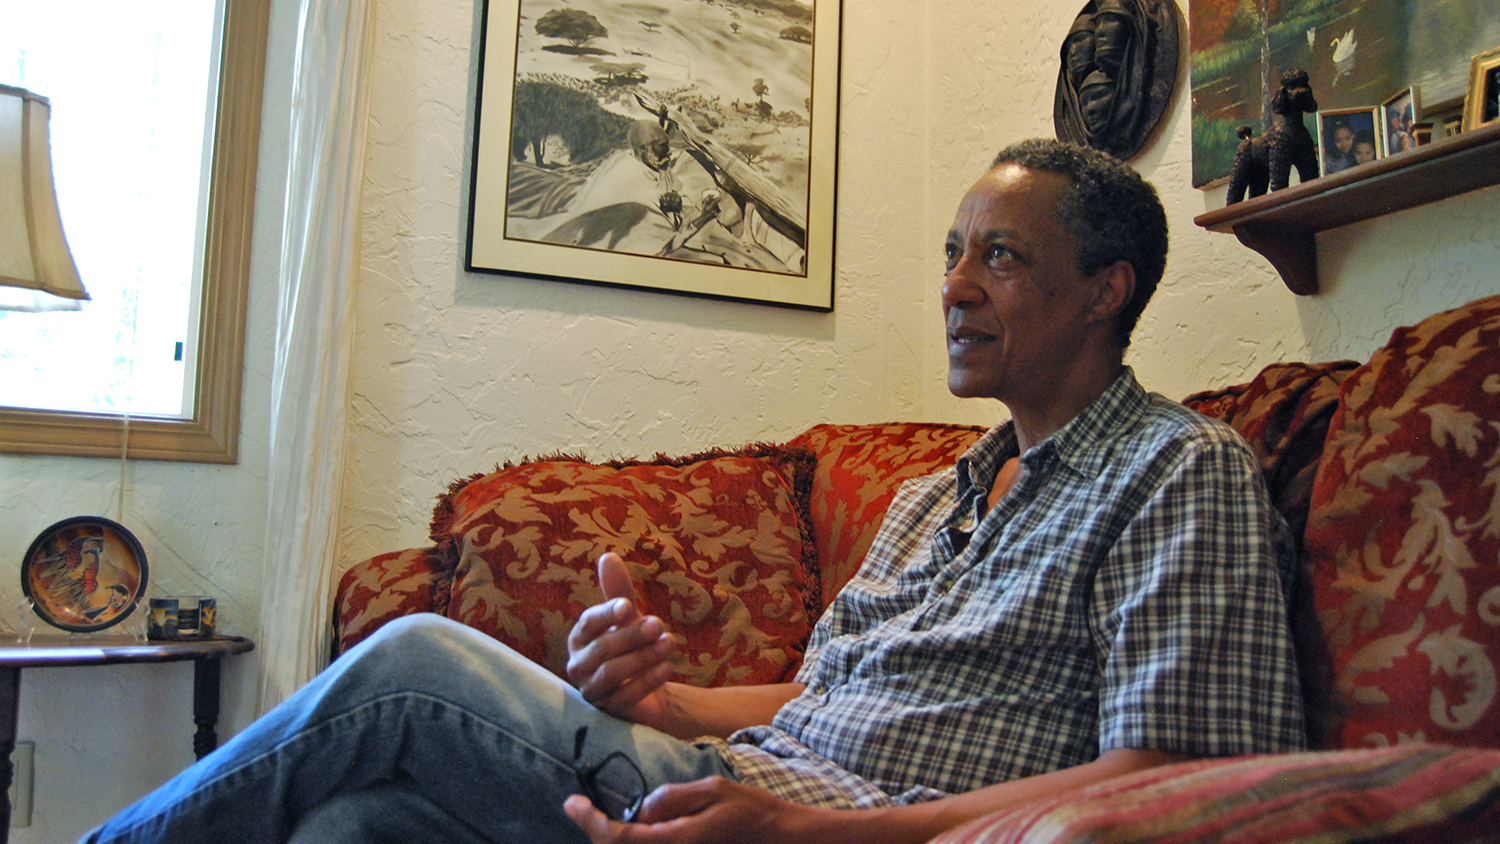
[1195,122,1500,297]
[1231,224,1319,295]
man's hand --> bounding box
[567,553,678,729]
[564,777,824,844]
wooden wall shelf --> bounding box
[1192,120,1500,295]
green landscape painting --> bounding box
[1190,0,1500,186]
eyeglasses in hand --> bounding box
[572,726,646,822]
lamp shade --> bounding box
[0,84,88,311]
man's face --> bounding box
[1092,12,1130,74]
[1334,126,1354,153]
[942,165,1101,404]
[1063,27,1095,87]
[1078,74,1115,134]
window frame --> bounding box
[0,0,270,464]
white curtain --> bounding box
[257,0,376,712]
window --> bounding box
[0,0,269,463]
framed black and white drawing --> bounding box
[467,0,842,311]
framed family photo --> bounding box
[1381,87,1420,156]
[1316,107,1382,175]
[466,0,842,311]
[1463,46,1500,132]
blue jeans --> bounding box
[82,614,735,844]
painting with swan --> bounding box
[1188,0,1498,187]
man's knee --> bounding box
[337,614,491,683]
[361,612,467,648]
[337,614,546,689]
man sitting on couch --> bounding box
[85,139,1305,844]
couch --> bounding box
[333,294,1500,842]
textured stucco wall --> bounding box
[1,0,1497,839]
[336,0,940,566]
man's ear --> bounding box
[1087,260,1135,326]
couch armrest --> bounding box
[332,546,454,656]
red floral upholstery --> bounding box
[1307,294,1500,750]
[433,445,819,688]
[333,546,453,655]
[788,423,987,600]
[931,744,1500,844]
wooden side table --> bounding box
[0,635,255,839]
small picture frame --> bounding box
[1381,87,1421,156]
[1462,46,1500,132]
[1316,107,1382,175]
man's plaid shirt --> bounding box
[709,369,1307,808]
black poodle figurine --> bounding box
[1226,68,1320,204]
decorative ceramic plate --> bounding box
[21,516,149,633]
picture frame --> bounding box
[1380,87,1421,156]
[1462,46,1500,132]
[466,0,843,311]
[1316,107,1382,176]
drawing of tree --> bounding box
[729,142,766,165]
[591,62,648,87]
[779,26,812,44]
[536,9,608,53]
[510,80,629,166]
[750,78,772,117]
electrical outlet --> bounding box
[8,741,32,828]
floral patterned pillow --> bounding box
[1306,294,1500,750]
[333,546,453,655]
[789,423,987,600]
[432,445,818,688]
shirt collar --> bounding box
[1045,366,1150,478]
[956,367,1149,496]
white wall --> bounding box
[2,0,1496,840]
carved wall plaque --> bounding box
[1054,0,1181,160]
